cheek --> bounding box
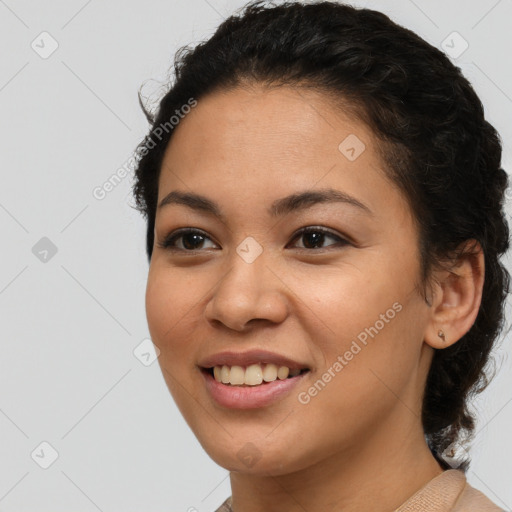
[294,255,422,386]
[288,263,388,344]
[145,270,171,342]
[145,266,200,355]
[145,267,205,407]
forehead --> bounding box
[163,85,366,162]
[157,85,411,226]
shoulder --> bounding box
[396,469,504,512]
[213,496,232,512]
[452,480,504,511]
[212,472,505,512]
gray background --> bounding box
[0,0,511,510]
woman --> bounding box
[131,1,509,510]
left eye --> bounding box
[289,227,347,250]
[157,227,347,252]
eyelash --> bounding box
[156,226,350,252]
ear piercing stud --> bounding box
[438,330,446,342]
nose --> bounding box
[204,251,289,332]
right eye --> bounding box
[157,228,219,251]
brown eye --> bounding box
[289,227,348,250]
[157,229,218,251]
[157,226,349,252]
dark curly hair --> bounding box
[130,0,510,471]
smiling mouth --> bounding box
[202,365,310,386]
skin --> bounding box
[145,85,484,512]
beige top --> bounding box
[213,469,504,512]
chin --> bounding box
[200,440,313,476]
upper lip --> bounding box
[198,349,311,371]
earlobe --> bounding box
[424,240,485,350]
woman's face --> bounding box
[146,85,435,474]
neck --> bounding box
[229,417,444,512]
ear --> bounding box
[424,239,485,349]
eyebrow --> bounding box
[157,188,373,219]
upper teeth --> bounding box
[213,364,302,386]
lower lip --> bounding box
[200,368,310,409]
